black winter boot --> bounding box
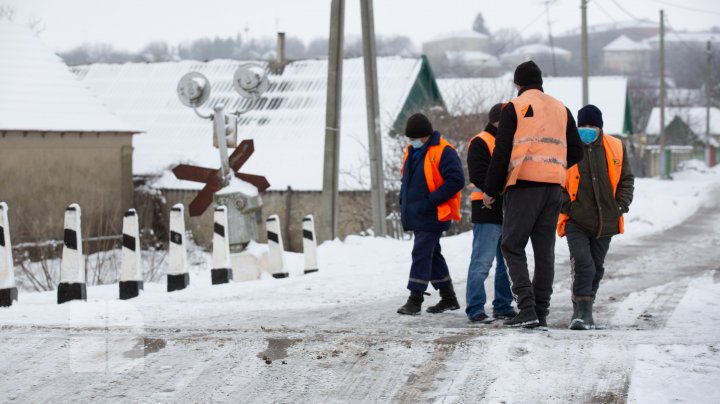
[569,297,595,330]
[426,284,460,313]
[397,291,424,315]
[503,309,539,328]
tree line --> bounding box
[59,34,418,66]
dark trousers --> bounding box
[565,223,612,298]
[407,231,452,292]
[501,185,562,317]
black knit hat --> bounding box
[577,104,604,129]
[488,103,503,124]
[513,60,543,87]
[405,113,433,139]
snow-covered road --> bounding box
[2,168,720,403]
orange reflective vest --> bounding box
[402,137,462,222]
[557,134,625,237]
[467,131,495,201]
[506,89,568,189]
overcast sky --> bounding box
[4,0,720,52]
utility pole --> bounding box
[545,1,558,76]
[320,0,345,242]
[706,40,712,167]
[659,9,668,178]
[581,0,589,105]
[360,0,387,237]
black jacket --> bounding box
[484,86,584,197]
[562,132,635,237]
[467,124,502,224]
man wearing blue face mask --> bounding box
[557,104,635,330]
[397,113,465,315]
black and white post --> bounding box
[119,209,144,299]
[0,202,18,307]
[266,214,288,278]
[167,204,190,292]
[211,206,233,284]
[302,214,319,274]
[58,203,87,304]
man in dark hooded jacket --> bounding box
[397,113,465,315]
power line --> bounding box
[649,0,720,16]
[591,0,620,24]
[608,0,644,22]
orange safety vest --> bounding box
[467,131,496,201]
[402,137,462,222]
[505,89,568,189]
[557,134,625,237]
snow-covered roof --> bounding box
[645,107,720,136]
[0,22,139,133]
[504,44,571,56]
[438,75,631,135]
[604,35,652,52]
[73,57,432,191]
[444,51,500,67]
[561,20,657,36]
[646,32,720,47]
[427,30,489,42]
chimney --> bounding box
[276,32,286,65]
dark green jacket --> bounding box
[561,132,634,237]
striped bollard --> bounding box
[167,204,189,292]
[58,203,87,304]
[119,209,143,299]
[0,202,18,307]
[211,206,233,284]
[302,215,319,274]
[266,215,288,278]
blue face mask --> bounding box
[578,127,599,144]
[410,139,424,149]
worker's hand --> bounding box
[482,194,495,209]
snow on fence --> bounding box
[266,214,288,278]
[167,203,190,292]
[0,202,18,307]
[119,209,143,300]
[302,214,318,274]
[211,206,233,284]
[58,203,87,304]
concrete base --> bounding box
[272,272,289,279]
[0,287,18,307]
[119,280,144,300]
[304,268,319,275]
[167,273,190,292]
[57,283,87,304]
[211,268,233,285]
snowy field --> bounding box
[2,162,720,403]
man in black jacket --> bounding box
[465,103,516,323]
[483,61,584,329]
[558,104,634,330]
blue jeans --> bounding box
[466,223,514,319]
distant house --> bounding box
[603,35,652,74]
[73,56,444,250]
[0,22,141,243]
[421,31,492,76]
[645,107,720,146]
[499,44,572,68]
[437,74,634,136]
[642,107,719,175]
